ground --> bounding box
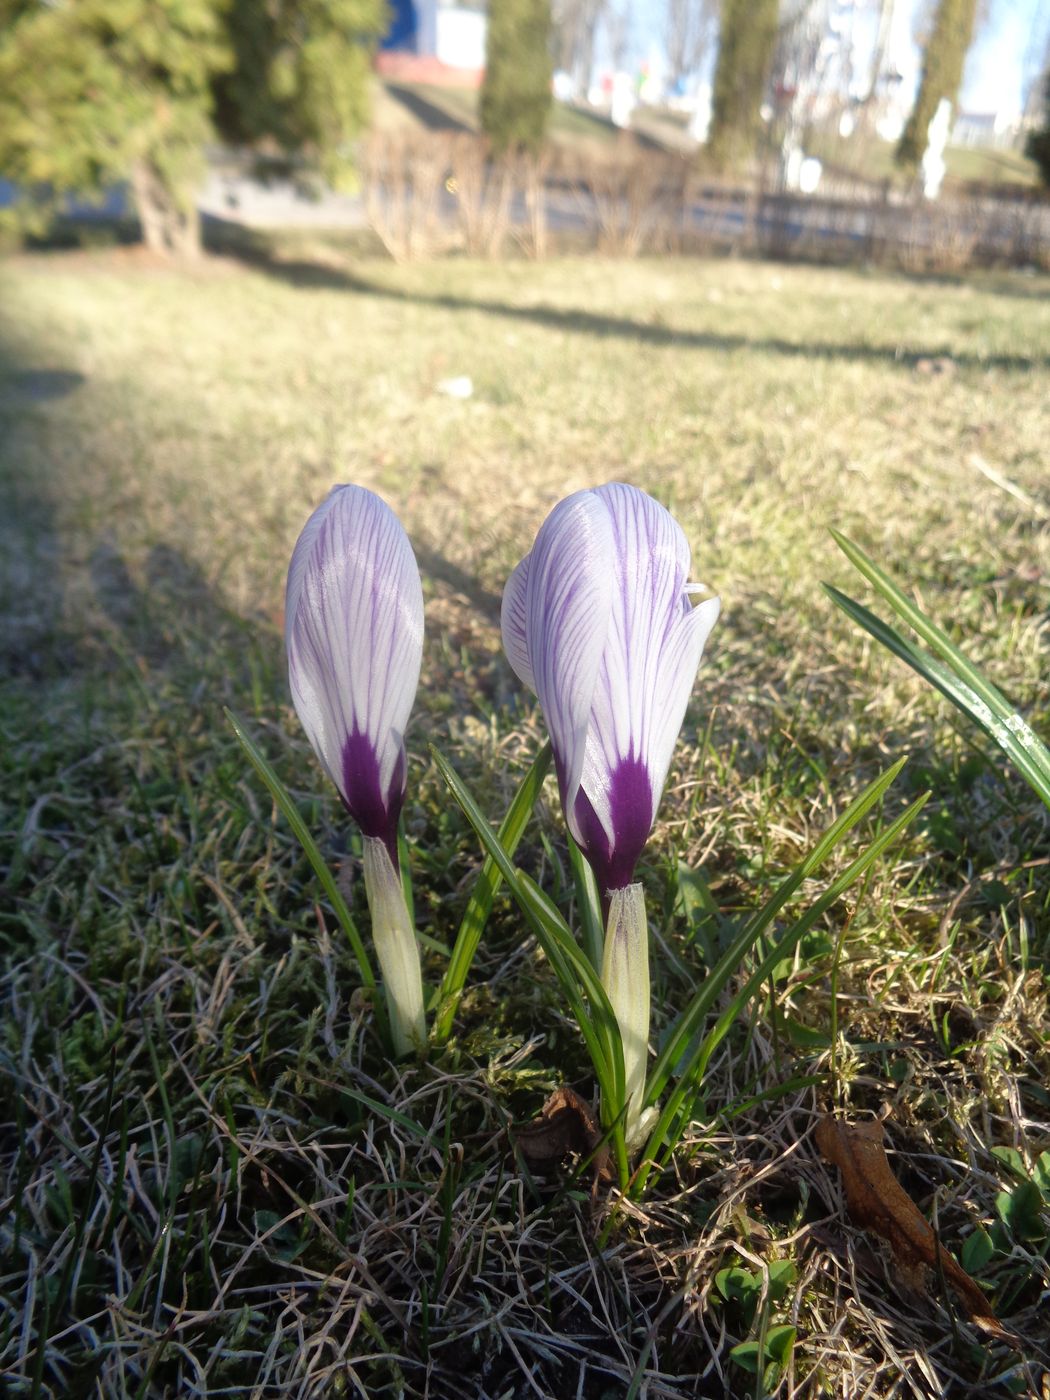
[0,248,1048,1398]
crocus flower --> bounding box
[501,482,719,1141]
[286,484,425,1055]
[501,482,720,898]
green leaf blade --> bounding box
[226,708,376,989]
[825,545,1050,809]
[433,742,552,1043]
[644,756,908,1107]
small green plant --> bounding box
[713,1261,797,1392]
[992,1147,1050,1245]
[953,1149,1050,1319]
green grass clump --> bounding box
[0,249,1048,1396]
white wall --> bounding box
[435,7,486,69]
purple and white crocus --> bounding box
[286,485,426,1055]
[501,483,720,1141]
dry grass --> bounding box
[0,248,1048,1397]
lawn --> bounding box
[811,127,1041,190]
[373,77,631,152]
[370,78,1044,186]
[1,248,1048,1398]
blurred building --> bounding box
[378,0,486,79]
[952,108,1024,149]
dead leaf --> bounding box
[514,1087,613,1188]
[816,1115,1011,1341]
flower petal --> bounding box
[576,484,717,885]
[645,592,720,812]
[500,552,536,693]
[286,485,423,847]
[524,490,614,833]
[285,488,340,655]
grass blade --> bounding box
[633,791,929,1195]
[226,708,376,989]
[645,756,907,1106]
[830,530,1011,712]
[433,742,553,1043]
[826,533,1050,808]
[431,746,621,1080]
[568,833,604,971]
[432,745,630,1182]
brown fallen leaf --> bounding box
[816,1114,1011,1341]
[514,1086,613,1189]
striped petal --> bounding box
[500,552,536,694]
[567,485,681,887]
[285,485,423,856]
[523,490,614,833]
[645,592,721,819]
[503,482,719,896]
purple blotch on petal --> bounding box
[341,728,402,865]
[573,753,653,896]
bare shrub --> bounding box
[571,150,691,256]
[990,198,1050,269]
[362,133,454,262]
[926,199,981,273]
[895,197,980,274]
[516,147,552,259]
[362,129,1050,271]
[447,135,515,259]
[677,177,756,257]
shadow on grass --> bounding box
[87,538,258,674]
[894,267,1050,303]
[413,543,503,623]
[384,84,474,134]
[555,102,667,151]
[0,368,86,403]
[0,325,503,696]
[0,333,271,692]
[0,358,86,679]
[232,250,1049,372]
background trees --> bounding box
[480,0,553,154]
[0,0,385,254]
[663,0,718,95]
[1024,27,1050,187]
[0,0,231,256]
[215,0,386,191]
[896,0,979,172]
[551,0,606,99]
[1027,74,1050,186]
[706,0,780,170]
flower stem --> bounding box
[362,836,426,1056]
[601,881,651,1148]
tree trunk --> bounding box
[707,0,780,172]
[864,0,896,105]
[130,159,201,258]
[896,0,978,173]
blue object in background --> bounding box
[0,177,129,218]
[381,0,418,51]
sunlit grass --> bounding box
[372,76,625,151]
[1,249,1047,1396]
